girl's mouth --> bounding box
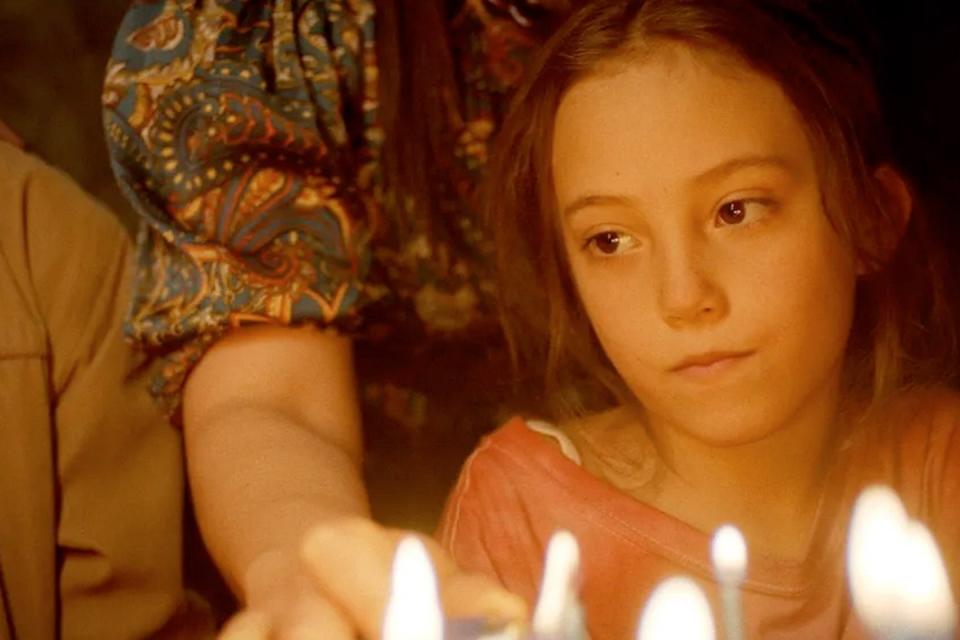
[670,350,753,379]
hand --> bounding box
[218,517,528,639]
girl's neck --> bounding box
[567,378,853,563]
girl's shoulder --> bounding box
[474,409,635,472]
[477,415,585,466]
[876,385,960,588]
[523,419,583,465]
[846,386,960,514]
[897,385,960,469]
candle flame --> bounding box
[531,530,585,638]
[637,576,716,640]
[896,521,956,637]
[711,524,747,585]
[382,536,444,640]
[847,484,957,639]
[848,485,912,634]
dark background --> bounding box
[0,1,132,227]
[862,2,960,271]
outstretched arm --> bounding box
[185,325,526,638]
[184,324,365,636]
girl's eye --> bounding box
[584,230,636,256]
[717,200,749,225]
[715,198,774,227]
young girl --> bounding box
[436,1,960,637]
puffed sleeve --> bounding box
[102,0,384,413]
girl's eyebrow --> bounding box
[561,154,796,220]
[690,153,795,187]
[562,193,639,220]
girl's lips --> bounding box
[670,351,753,379]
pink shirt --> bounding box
[437,389,960,639]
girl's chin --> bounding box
[645,404,791,447]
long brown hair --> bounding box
[488,0,957,420]
[373,0,573,229]
[374,0,457,221]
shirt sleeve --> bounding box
[102,0,383,414]
[0,142,209,637]
[436,435,545,607]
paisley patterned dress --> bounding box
[102,0,556,526]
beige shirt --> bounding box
[0,142,209,638]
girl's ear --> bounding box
[857,164,913,274]
[874,164,912,228]
[0,118,24,149]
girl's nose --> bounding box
[656,241,728,328]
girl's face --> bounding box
[552,44,858,445]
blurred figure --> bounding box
[0,131,211,638]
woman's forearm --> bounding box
[185,403,370,599]
[180,324,367,600]
[177,326,528,636]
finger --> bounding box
[222,595,356,640]
[301,518,397,639]
[411,537,528,624]
[218,611,270,640]
[301,519,528,637]
[277,593,355,640]
[438,571,529,624]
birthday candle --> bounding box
[711,525,747,640]
[636,576,716,640]
[445,618,524,640]
[531,530,589,640]
[382,531,588,640]
[382,536,444,640]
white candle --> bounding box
[711,524,747,640]
[637,576,716,640]
[382,536,444,640]
[531,530,587,639]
